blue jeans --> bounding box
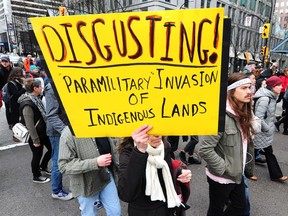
[244,176,250,216]
[77,173,121,216]
[49,136,63,194]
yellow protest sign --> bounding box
[30,8,228,137]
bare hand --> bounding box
[97,153,112,167]
[177,169,192,183]
[132,125,153,153]
[33,143,41,147]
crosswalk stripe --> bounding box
[0,142,28,151]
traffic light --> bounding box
[262,23,270,38]
[59,6,66,16]
[260,46,267,56]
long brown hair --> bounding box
[7,67,24,83]
[117,136,169,153]
[227,73,255,140]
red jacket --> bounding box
[279,74,288,93]
[23,58,34,72]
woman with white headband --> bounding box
[199,73,255,216]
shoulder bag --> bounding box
[12,119,40,143]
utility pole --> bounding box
[263,0,275,68]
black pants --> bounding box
[167,136,199,158]
[263,145,283,180]
[207,177,246,216]
[128,204,169,216]
[28,135,52,178]
[5,102,13,126]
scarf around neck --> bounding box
[145,141,181,208]
[28,93,46,122]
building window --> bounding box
[239,11,243,23]
[217,2,221,8]
[258,2,263,14]
[129,0,132,5]
[123,0,126,6]
[201,0,205,8]
[207,0,211,8]
[165,0,170,2]
[250,0,256,11]
[265,5,271,17]
[241,0,247,7]
[184,0,189,8]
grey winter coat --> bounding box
[45,83,68,137]
[253,87,277,149]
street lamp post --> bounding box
[264,0,275,68]
[5,15,11,53]
[179,1,195,9]
[243,13,266,66]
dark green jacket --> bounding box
[58,126,118,197]
[199,112,252,184]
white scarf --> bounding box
[145,141,181,208]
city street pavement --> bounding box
[1,103,288,216]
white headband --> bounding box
[227,78,251,91]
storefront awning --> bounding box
[271,37,288,54]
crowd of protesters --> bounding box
[1,54,288,215]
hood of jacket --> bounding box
[253,87,275,100]
[18,92,31,104]
[44,82,51,92]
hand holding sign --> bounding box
[132,124,153,153]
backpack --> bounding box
[253,97,271,119]
[2,81,17,103]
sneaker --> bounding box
[179,151,188,164]
[52,190,73,201]
[255,157,266,164]
[94,200,104,210]
[188,156,201,164]
[33,176,50,183]
[40,168,51,175]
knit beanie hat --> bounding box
[266,76,282,88]
[30,65,37,71]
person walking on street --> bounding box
[6,67,26,141]
[177,136,201,165]
[0,55,13,129]
[167,136,201,164]
[45,82,73,201]
[23,54,34,74]
[253,76,288,182]
[199,73,255,215]
[18,78,52,183]
[58,126,121,216]
[117,125,192,216]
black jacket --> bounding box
[118,139,174,215]
[0,65,12,90]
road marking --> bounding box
[0,142,28,151]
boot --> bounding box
[188,156,201,164]
[179,151,188,165]
[275,121,281,132]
